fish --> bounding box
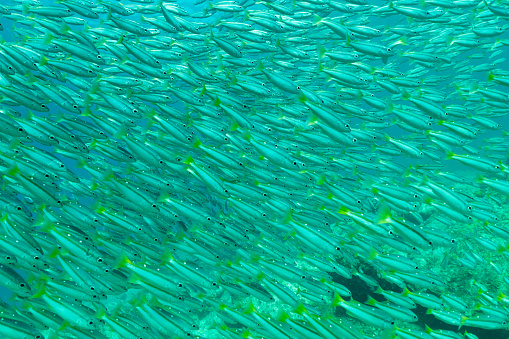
[0,0,507,338]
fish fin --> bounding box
[113,252,132,269]
[459,316,468,329]
[276,309,290,322]
[183,155,194,165]
[113,124,127,139]
[39,219,55,233]
[317,44,326,60]
[30,284,47,299]
[332,292,344,306]
[313,14,322,25]
[317,61,324,73]
[316,174,326,185]
[42,32,54,45]
[366,296,377,305]
[398,36,408,45]
[101,167,115,181]
[338,206,349,215]
[94,307,107,320]
[191,138,202,148]
[400,88,411,100]
[281,209,293,223]
[40,56,49,66]
[293,302,307,315]
[127,273,141,284]
[228,120,239,131]
[242,301,256,314]
[6,163,20,177]
[367,248,378,260]
[445,151,455,159]
[256,60,264,71]
[157,190,171,203]
[306,113,318,125]
[376,205,392,224]
[212,95,221,107]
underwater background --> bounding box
[0,0,509,338]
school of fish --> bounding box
[0,0,508,337]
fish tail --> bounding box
[113,252,132,269]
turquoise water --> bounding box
[1,0,509,338]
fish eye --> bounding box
[19,283,25,287]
